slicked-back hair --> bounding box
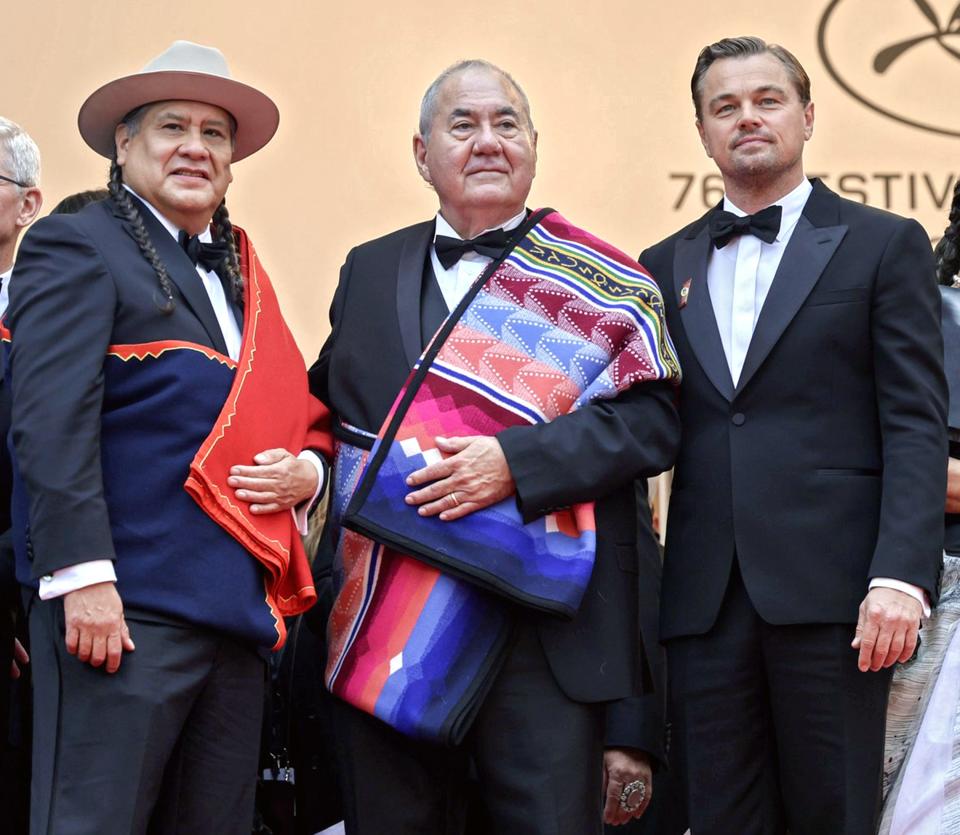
[418,59,534,141]
[108,104,243,315]
[691,36,811,120]
[0,116,41,189]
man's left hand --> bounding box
[228,448,319,514]
[602,747,653,825]
[405,436,514,521]
[851,587,923,672]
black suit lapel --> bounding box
[735,184,848,393]
[674,223,736,401]
[110,198,229,355]
[396,222,436,369]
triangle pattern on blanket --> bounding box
[479,346,534,394]
[569,345,610,390]
[536,330,592,374]
[610,344,658,388]
[441,327,501,376]
[558,303,608,342]
[525,283,579,325]
[485,269,541,309]
[503,314,555,358]
[515,368,579,419]
[465,296,518,340]
[592,316,636,354]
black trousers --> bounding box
[28,598,265,835]
[666,563,892,835]
[332,621,605,835]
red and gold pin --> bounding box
[679,278,692,309]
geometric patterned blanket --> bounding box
[326,210,680,743]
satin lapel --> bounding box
[736,214,847,393]
[395,222,435,369]
[674,224,735,401]
[111,198,229,355]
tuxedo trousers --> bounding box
[27,597,265,835]
[666,562,892,835]
[331,620,605,835]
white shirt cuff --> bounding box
[292,450,328,536]
[869,577,932,618]
[38,559,117,600]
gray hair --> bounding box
[418,60,534,141]
[691,36,811,120]
[0,117,41,188]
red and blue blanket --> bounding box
[326,210,679,742]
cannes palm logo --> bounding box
[819,0,960,136]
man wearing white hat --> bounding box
[6,41,330,834]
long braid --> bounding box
[935,178,960,288]
[212,200,244,303]
[107,159,176,313]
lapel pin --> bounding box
[679,278,692,309]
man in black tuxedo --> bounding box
[638,37,948,834]
[7,42,322,834]
[311,59,680,834]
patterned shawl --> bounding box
[326,210,680,743]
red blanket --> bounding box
[184,227,332,648]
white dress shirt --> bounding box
[39,191,324,599]
[430,208,527,312]
[707,179,929,615]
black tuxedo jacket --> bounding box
[639,180,948,640]
[309,219,680,755]
[7,197,239,579]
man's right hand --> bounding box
[63,581,135,673]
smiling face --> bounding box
[414,67,537,238]
[115,100,234,233]
[696,53,813,200]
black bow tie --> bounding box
[178,230,231,275]
[434,228,510,270]
[708,205,782,249]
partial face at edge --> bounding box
[115,100,234,231]
[0,151,42,253]
[414,68,537,229]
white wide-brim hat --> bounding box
[78,40,279,162]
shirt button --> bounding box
[731,413,746,426]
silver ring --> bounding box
[618,779,646,813]
[449,492,460,507]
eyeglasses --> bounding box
[0,174,29,188]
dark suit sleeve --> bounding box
[604,694,666,769]
[497,382,679,524]
[867,218,948,599]
[8,216,118,578]
[308,248,355,409]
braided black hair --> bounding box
[108,157,176,314]
[935,178,960,288]
[212,200,243,303]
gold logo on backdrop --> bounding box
[818,0,960,137]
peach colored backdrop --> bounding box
[7,0,960,360]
